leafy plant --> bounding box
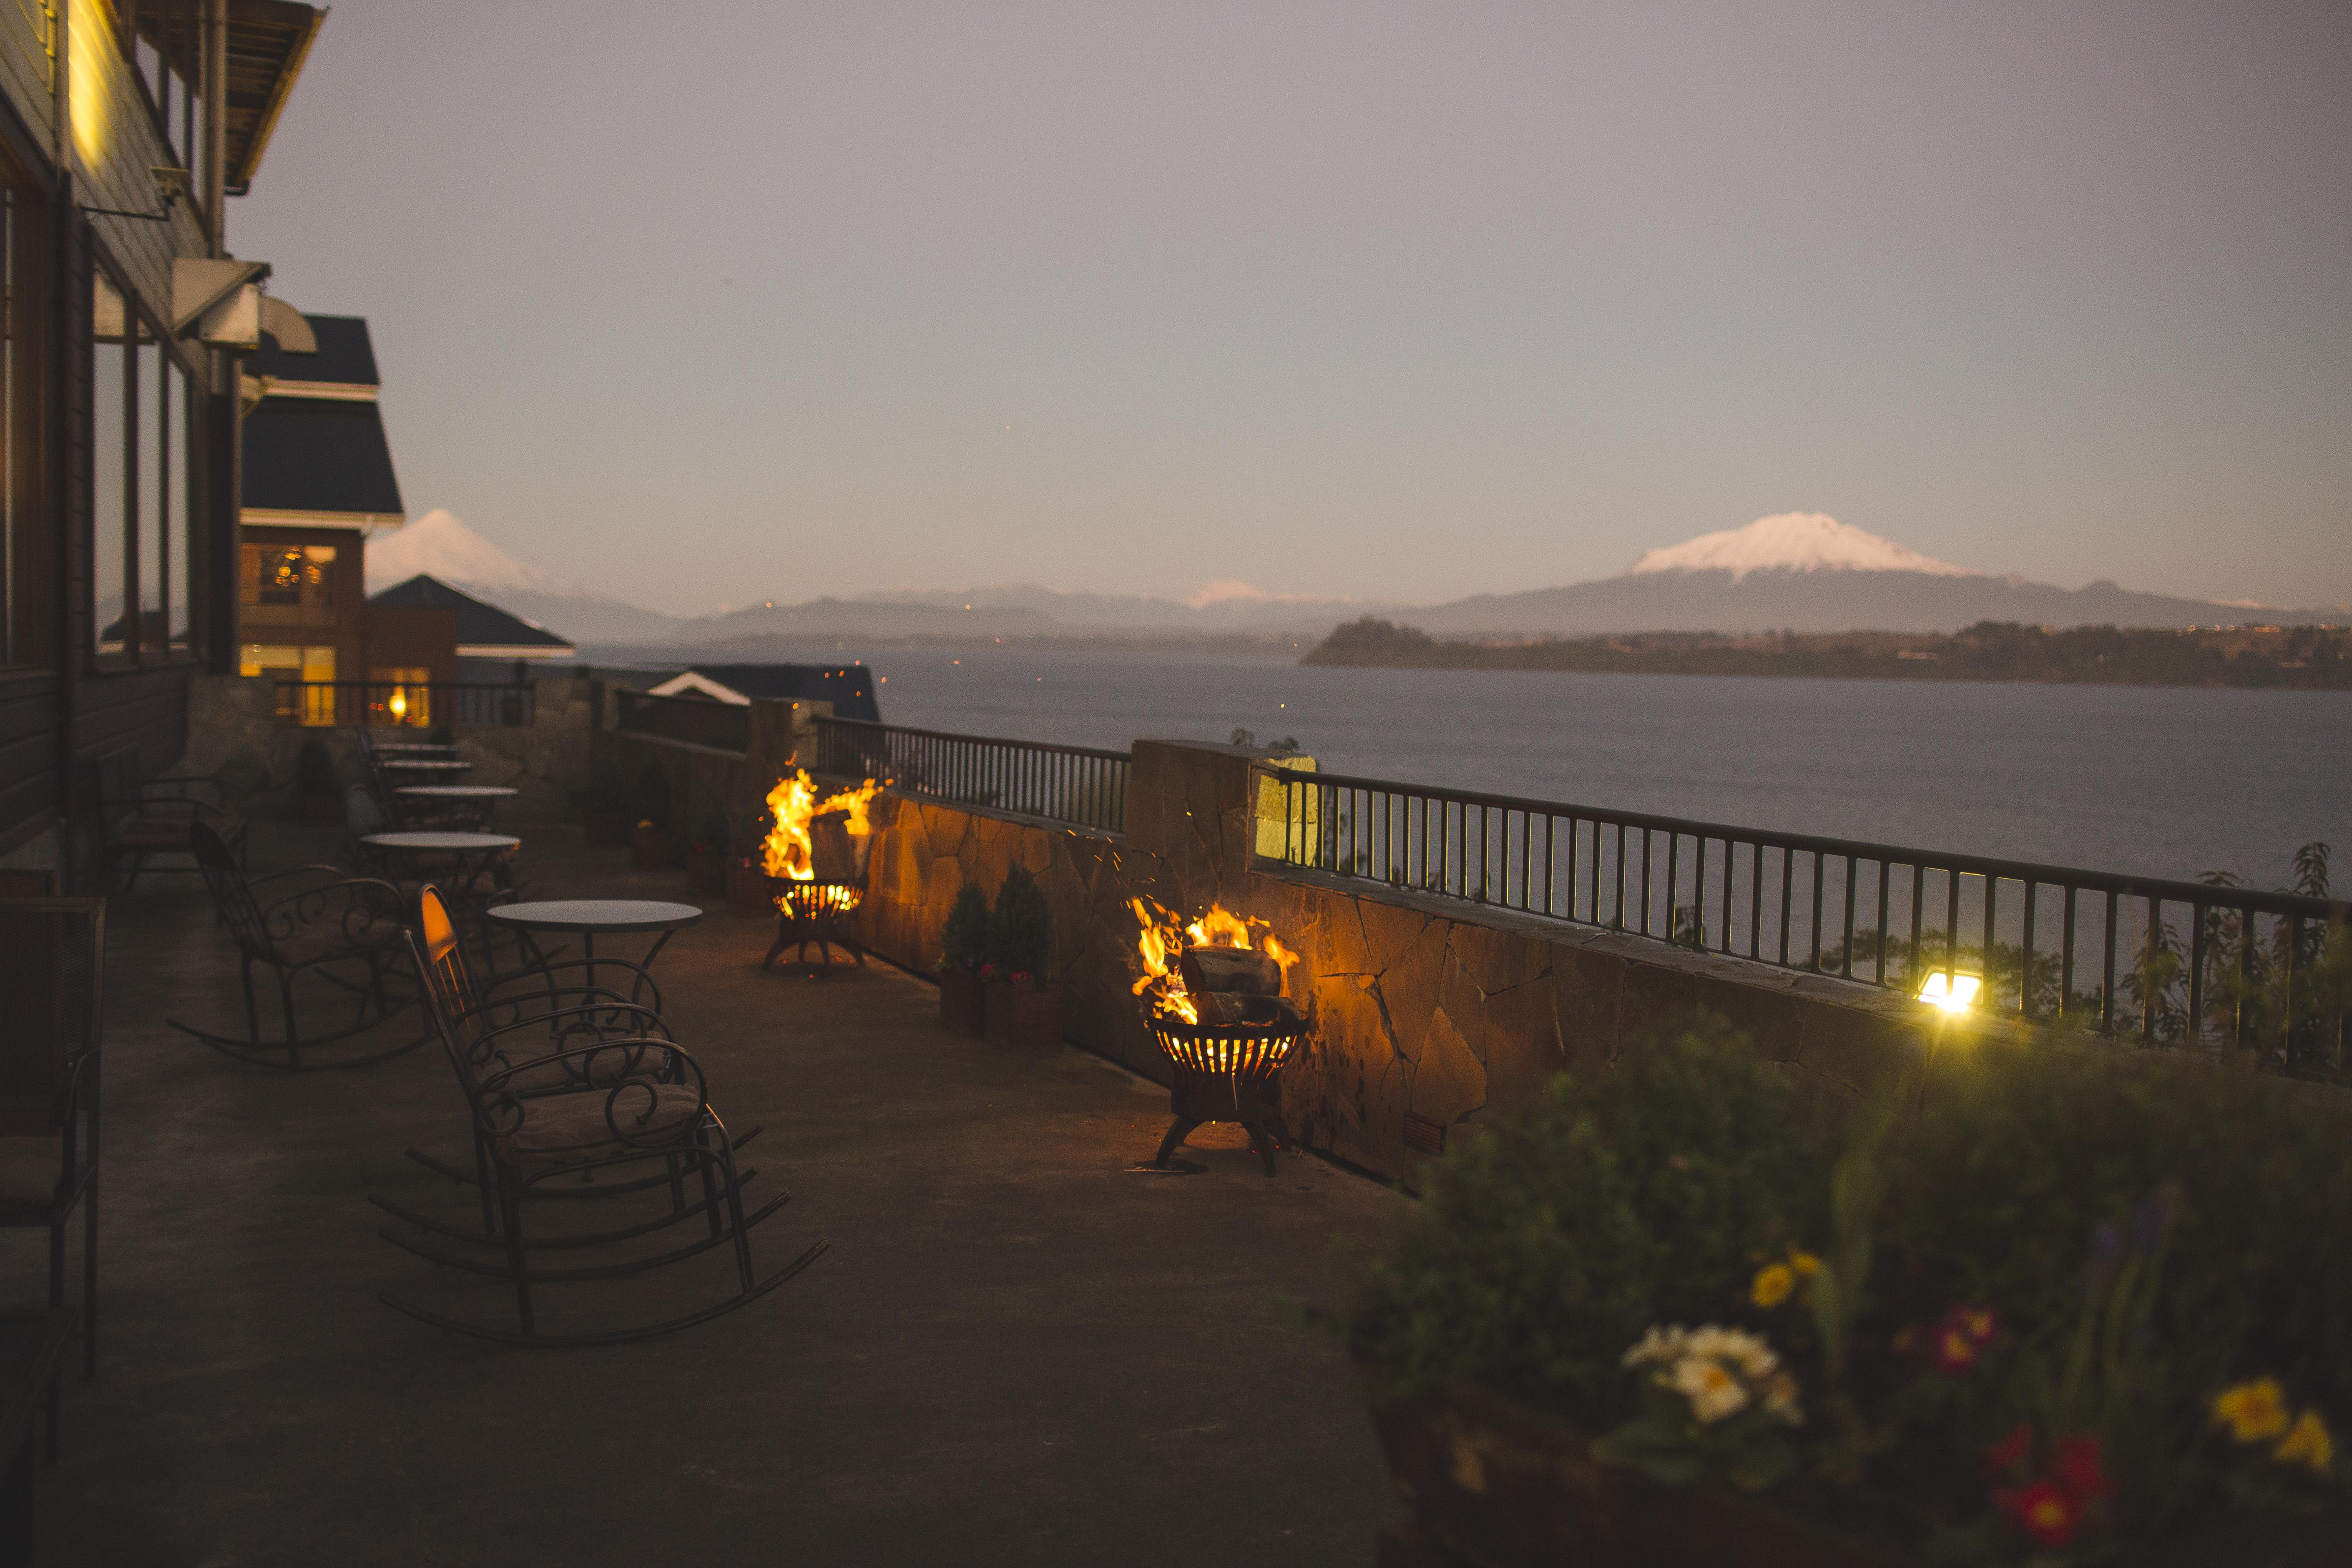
[634,761,671,831]
[985,864,1052,986]
[295,736,338,796]
[940,884,990,970]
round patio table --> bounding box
[373,743,459,754]
[378,758,472,772]
[485,900,704,996]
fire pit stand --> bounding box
[761,882,867,969]
[1146,1015,1302,1177]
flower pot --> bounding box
[938,966,985,1036]
[686,845,728,897]
[299,792,341,827]
[726,859,776,916]
[983,980,1063,1058]
[583,809,632,847]
[630,826,671,871]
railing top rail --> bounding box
[817,714,1131,764]
[1256,761,2349,922]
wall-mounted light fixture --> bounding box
[83,166,190,223]
[1917,972,1982,1013]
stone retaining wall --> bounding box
[846,739,1976,1180]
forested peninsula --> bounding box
[1301,617,2352,689]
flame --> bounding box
[761,770,886,882]
[1128,897,1297,1022]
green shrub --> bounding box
[985,865,1051,985]
[1351,1012,1824,1413]
[1347,1010,2352,1554]
[940,884,989,970]
[295,736,338,796]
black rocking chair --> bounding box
[376,888,823,1347]
[167,821,421,1070]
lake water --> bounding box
[621,644,2350,890]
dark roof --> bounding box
[368,575,575,653]
[674,663,881,721]
[251,314,379,385]
[242,397,404,516]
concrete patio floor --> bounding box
[20,824,1402,1565]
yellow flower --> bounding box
[2213,1379,2291,1444]
[1790,1251,1820,1277]
[1750,1263,1796,1309]
[2273,1410,2334,1475]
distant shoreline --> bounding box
[1299,618,2352,690]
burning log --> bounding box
[1180,945,1282,998]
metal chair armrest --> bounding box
[485,958,664,1015]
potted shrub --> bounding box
[936,883,989,1036]
[686,814,730,897]
[982,865,1062,1057]
[295,736,340,825]
[582,757,632,845]
[1342,1008,2352,1567]
[630,762,672,870]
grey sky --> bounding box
[234,1,2351,615]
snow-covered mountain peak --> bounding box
[364,509,580,597]
[1623,513,1976,582]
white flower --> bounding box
[1761,1371,1805,1427]
[1684,1325,1778,1381]
[1621,1325,1689,1369]
[1668,1354,1751,1424]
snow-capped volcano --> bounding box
[363,509,578,597]
[364,509,689,644]
[1624,513,1977,581]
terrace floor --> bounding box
[20,825,1400,1565]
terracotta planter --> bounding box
[726,859,777,916]
[583,809,632,846]
[299,793,342,827]
[938,966,985,1036]
[630,826,671,871]
[983,980,1063,1057]
[1368,1381,2352,1568]
[686,846,728,897]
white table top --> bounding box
[396,785,520,798]
[361,832,521,852]
[484,900,703,934]
[378,759,472,771]
[372,744,459,754]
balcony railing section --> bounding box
[1255,764,2352,1075]
[813,717,1128,834]
[613,691,751,754]
[274,682,535,729]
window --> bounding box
[90,265,202,666]
[241,542,334,613]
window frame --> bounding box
[88,249,207,674]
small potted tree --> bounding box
[630,762,672,870]
[686,812,730,897]
[582,757,632,845]
[982,865,1062,1057]
[937,884,989,1036]
[295,736,340,824]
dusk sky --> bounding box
[235,1,2350,615]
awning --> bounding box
[136,0,327,191]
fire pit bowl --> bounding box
[762,880,865,969]
[1146,1003,1304,1178]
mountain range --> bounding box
[363,510,2352,650]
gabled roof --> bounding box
[369,575,576,658]
[251,314,379,388]
[241,397,404,521]
[645,664,880,720]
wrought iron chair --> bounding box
[377,889,823,1346]
[166,821,422,1070]
[0,894,103,1461]
[94,749,246,891]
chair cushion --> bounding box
[495,1084,703,1162]
[485,1038,670,1095]
[0,1136,61,1209]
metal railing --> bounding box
[813,717,1128,833]
[274,682,535,729]
[1256,764,2351,1075]
[613,690,751,754]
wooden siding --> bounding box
[67,0,208,312]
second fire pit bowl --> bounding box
[1146,1010,1303,1177]
[762,881,866,969]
